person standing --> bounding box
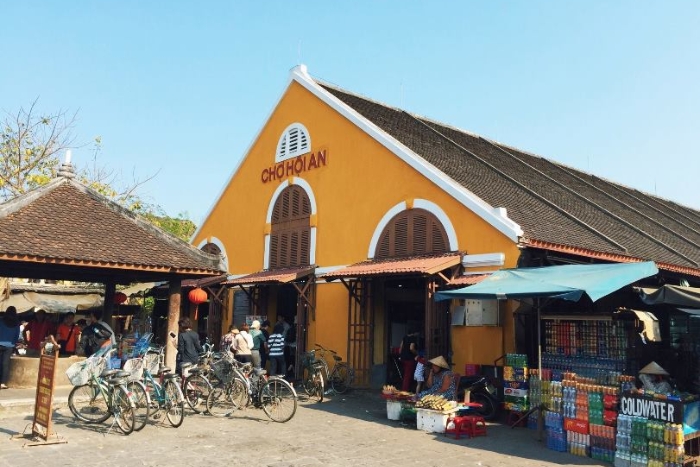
[267,323,286,377]
[23,309,56,357]
[0,306,20,389]
[399,329,419,392]
[177,317,202,376]
[233,322,253,364]
[259,320,271,370]
[52,312,79,357]
[220,325,238,355]
[250,320,266,369]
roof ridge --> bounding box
[0,177,67,219]
[487,140,699,267]
[545,157,700,245]
[65,180,222,268]
[406,113,627,253]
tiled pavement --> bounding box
[0,387,606,467]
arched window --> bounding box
[269,185,311,268]
[375,209,449,258]
[276,123,311,162]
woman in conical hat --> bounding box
[639,361,673,394]
[416,355,456,400]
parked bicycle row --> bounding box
[64,331,301,434]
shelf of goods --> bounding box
[503,354,529,413]
[542,318,630,384]
[525,366,700,467]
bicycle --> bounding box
[180,343,221,414]
[137,346,186,427]
[66,346,137,435]
[206,355,298,422]
[300,350,324,402]
[314,343,354,394]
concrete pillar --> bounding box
[165,280,181,371]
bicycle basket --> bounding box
[143,353,160,375]
[123,358,144,382]
[65,357,107,386]
[211,358,235,384]
[301,351,316,368]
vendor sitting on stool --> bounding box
[416,356,456,401]
[639,361,673,394]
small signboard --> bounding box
[32,347,58,440]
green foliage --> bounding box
[142,211,197,241]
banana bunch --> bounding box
[382,384,397,394]
[416,394,453,411]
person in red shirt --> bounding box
[51,312,79,357]
[22,309,56,357]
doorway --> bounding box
[385,278,425,389]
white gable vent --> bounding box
[276,123,311,162]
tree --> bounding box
[0,100,75,201]
[1,101,196,240]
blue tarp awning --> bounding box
[435,261,658,303]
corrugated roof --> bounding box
[317,81,700,276]
[321,254,461,281]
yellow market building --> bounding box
[192,65,700,388]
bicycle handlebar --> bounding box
[315,343,338,354]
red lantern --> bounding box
[113,292,127,305]
[188,287,207,320]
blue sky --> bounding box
[2,2,699,224]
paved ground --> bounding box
[0,387,609,467]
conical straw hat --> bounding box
[639,361,669,376]
[428,356,450,370]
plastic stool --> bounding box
[463,415,487,437]
[444,415,473,440]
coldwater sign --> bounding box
[620,394,682,424]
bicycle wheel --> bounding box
[183,374,212,414]
[69,382,110,423]
[126,380,150,431]
[112,385,136,435]
[311,371,324,403]
[331,363,350,394]
[164,380,185,428]
[301,366,316,396]
[206,379,247,417]
[260,377,297,423]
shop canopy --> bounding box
[435,261,659,303]
[637,284,700,308]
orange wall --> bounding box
[193,80,521,376]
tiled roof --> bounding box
[224,266,315,286]
[318,82,700,275]
[0,177,225,280]
[321,254,461,281]
[448,274,490,286]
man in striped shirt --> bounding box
[267,323,286,377]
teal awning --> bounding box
[435,261,658,303]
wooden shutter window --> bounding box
[375,209,450,259]
[270,185,312,269]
